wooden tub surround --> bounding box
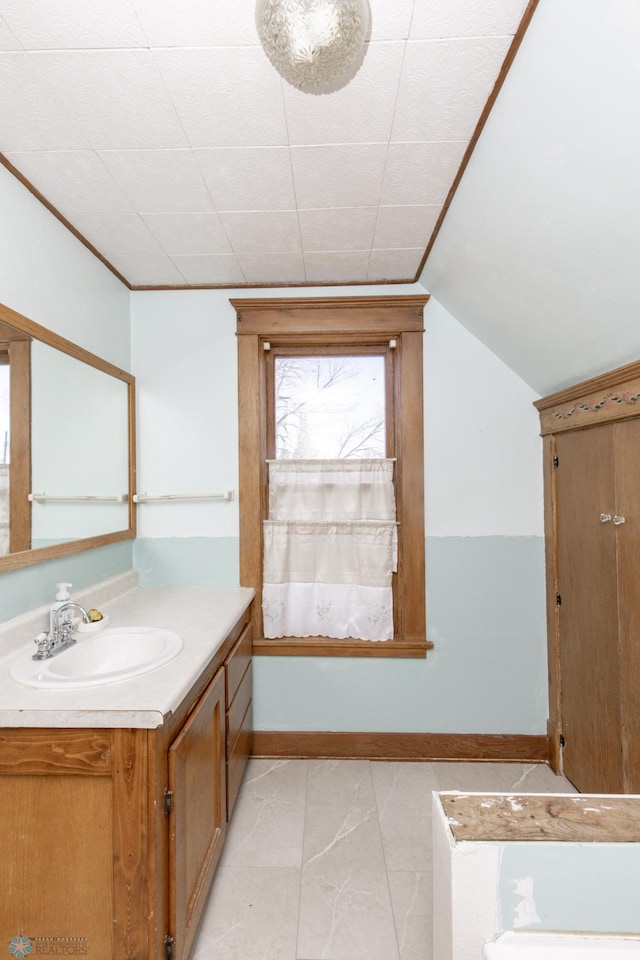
[441,793,640,843]
[0,583,254,960]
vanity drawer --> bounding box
[227,696,252,817]
[225,622,252,708]
[227,661,252,751]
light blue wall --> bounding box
[0,541,133,623]
[0,163,550,739]
[0,164,133,622]
[499,843,640,934]
[130,289,548,736]
[133,537,239,586]
[132,534,547,734]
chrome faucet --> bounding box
[33,602,91,660]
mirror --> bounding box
[0,301,135,572]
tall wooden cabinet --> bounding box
[537,363,640,793]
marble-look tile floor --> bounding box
[190,759,576,960]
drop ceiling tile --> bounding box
[170,255,245,285]
[193,147,296,212]
[142,213,232,256]
[219,211,301,254]
[0,16,21,49]
[291,144,388,209]
[3,149,135,213]
[373,205,440,249]
[98,149,215,213]
[237,253,305,284]
[367,248,424,281]
[368,0,415,40]
[299,207,377,252]
[33,50,188,150]
[380,141,467,206]
[153,47,288,148]
[283,42,404,146]
[0,0,147,49]
[410,0,530,39]
[0,53,88,151]
[304,251,370,283]
[393,37,512,142]
[69,213,164,256]
[108,254,185,286]
[132,0,256,47]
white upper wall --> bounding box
[424,298,542,537]
[0,163,130,368]
[132,288,544,540]
[421,0,640,397]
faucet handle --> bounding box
[33,632,51,660]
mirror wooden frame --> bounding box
[0,301,136,573]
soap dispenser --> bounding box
[50,581,72,635]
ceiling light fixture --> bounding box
[255,0,371,94]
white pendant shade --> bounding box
[255,0,371,93]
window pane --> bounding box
[275,355,385,459]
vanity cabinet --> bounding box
[0,610,253,960]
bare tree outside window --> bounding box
[275,355,385,459]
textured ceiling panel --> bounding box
[193,147,297,212]
[0,0,533,288]
[0,0,147,49]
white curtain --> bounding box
[262,459,396,641]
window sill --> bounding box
[252,637,432,658]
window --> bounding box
[271,351,387,459]
[233,295,430,658]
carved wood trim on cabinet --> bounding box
[535,357,640,435]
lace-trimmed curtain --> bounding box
[262,459,397,641]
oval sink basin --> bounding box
[10,627,183,689]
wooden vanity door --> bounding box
[168,666,227,960]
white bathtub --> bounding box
[483,933,640,958]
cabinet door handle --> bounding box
[600,513,612,523]
[613,515,626,525]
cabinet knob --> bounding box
[613,515,626,525]
[600,513,612,523]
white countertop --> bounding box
[0,574,254,729]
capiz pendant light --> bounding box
[255,0,371,94]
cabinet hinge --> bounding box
[553,454,559,468]
[556,593,562,606]
[164,788,174,816]
[164,935,175,960]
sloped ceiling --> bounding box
[0,0,531,288]
[421,0,640,396]
[1,0,637,398]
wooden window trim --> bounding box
[232,295,430,659]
